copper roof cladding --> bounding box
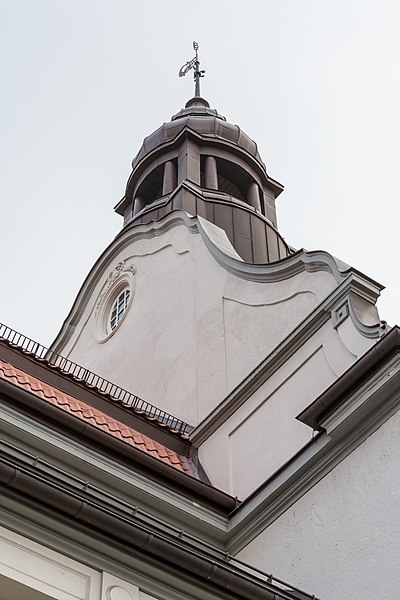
[131,96,265,171]
[0,359,196,476]
[113,95,290,264]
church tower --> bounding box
[50,45,383,437]
[1,45,398,600]
[115,93,289,265]
[116,40,289,265]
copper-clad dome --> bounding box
[116,96,291,265]
[132,97,265,172]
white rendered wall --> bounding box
[197,318,374,498]
[0,526,159,600]
[0,525,101,600]
[59,220,340,426]
[237,408,400,600]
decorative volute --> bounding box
[115,72,290,263]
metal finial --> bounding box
[178,41,205,97]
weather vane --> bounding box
[179,41,205,98]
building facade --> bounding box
[1,89,399,600]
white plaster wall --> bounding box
[60,220,339,426]
[0,527,161,600]
[0,525,101,600]
[198,319,374,498]
[237,408,400,600]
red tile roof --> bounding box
[0,333,190,438]
[0,359,196,476]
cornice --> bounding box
[50,212,200,354]
[297,326,400,430]
[0,372,237,515]
[117,124,273,214]
[190,274,384,447]
[0,434,317,600]
[226,351,400,553]
[198,236,382,288]
[0,504,226,600]
[0,401,230,543]
[1,352,397,595]
[50,210,383,358]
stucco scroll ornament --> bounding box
[94,261,136,317]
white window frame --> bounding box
[94,262,136,344]
[107,288,131,334]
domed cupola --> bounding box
[115,48,290,264]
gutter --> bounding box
[0,454,316,600]
[0,378,237,515]
[297,325,400,430]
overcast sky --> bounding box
[1,0,399,347]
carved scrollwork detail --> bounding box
[95,261,136,317]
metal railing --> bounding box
[0,323,191,436]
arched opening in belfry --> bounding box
[135,164,164,207]
[133,158,178,212]
[200,155,264,213]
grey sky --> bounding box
[1,0,399,347]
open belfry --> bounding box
[1,44,399,600]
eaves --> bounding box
[0,375,236,515]
[0,399,229,546]
[0,445,319,600]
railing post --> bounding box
[0,322,190,437]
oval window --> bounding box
[94,260,136,343]
[106,287,131,334]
